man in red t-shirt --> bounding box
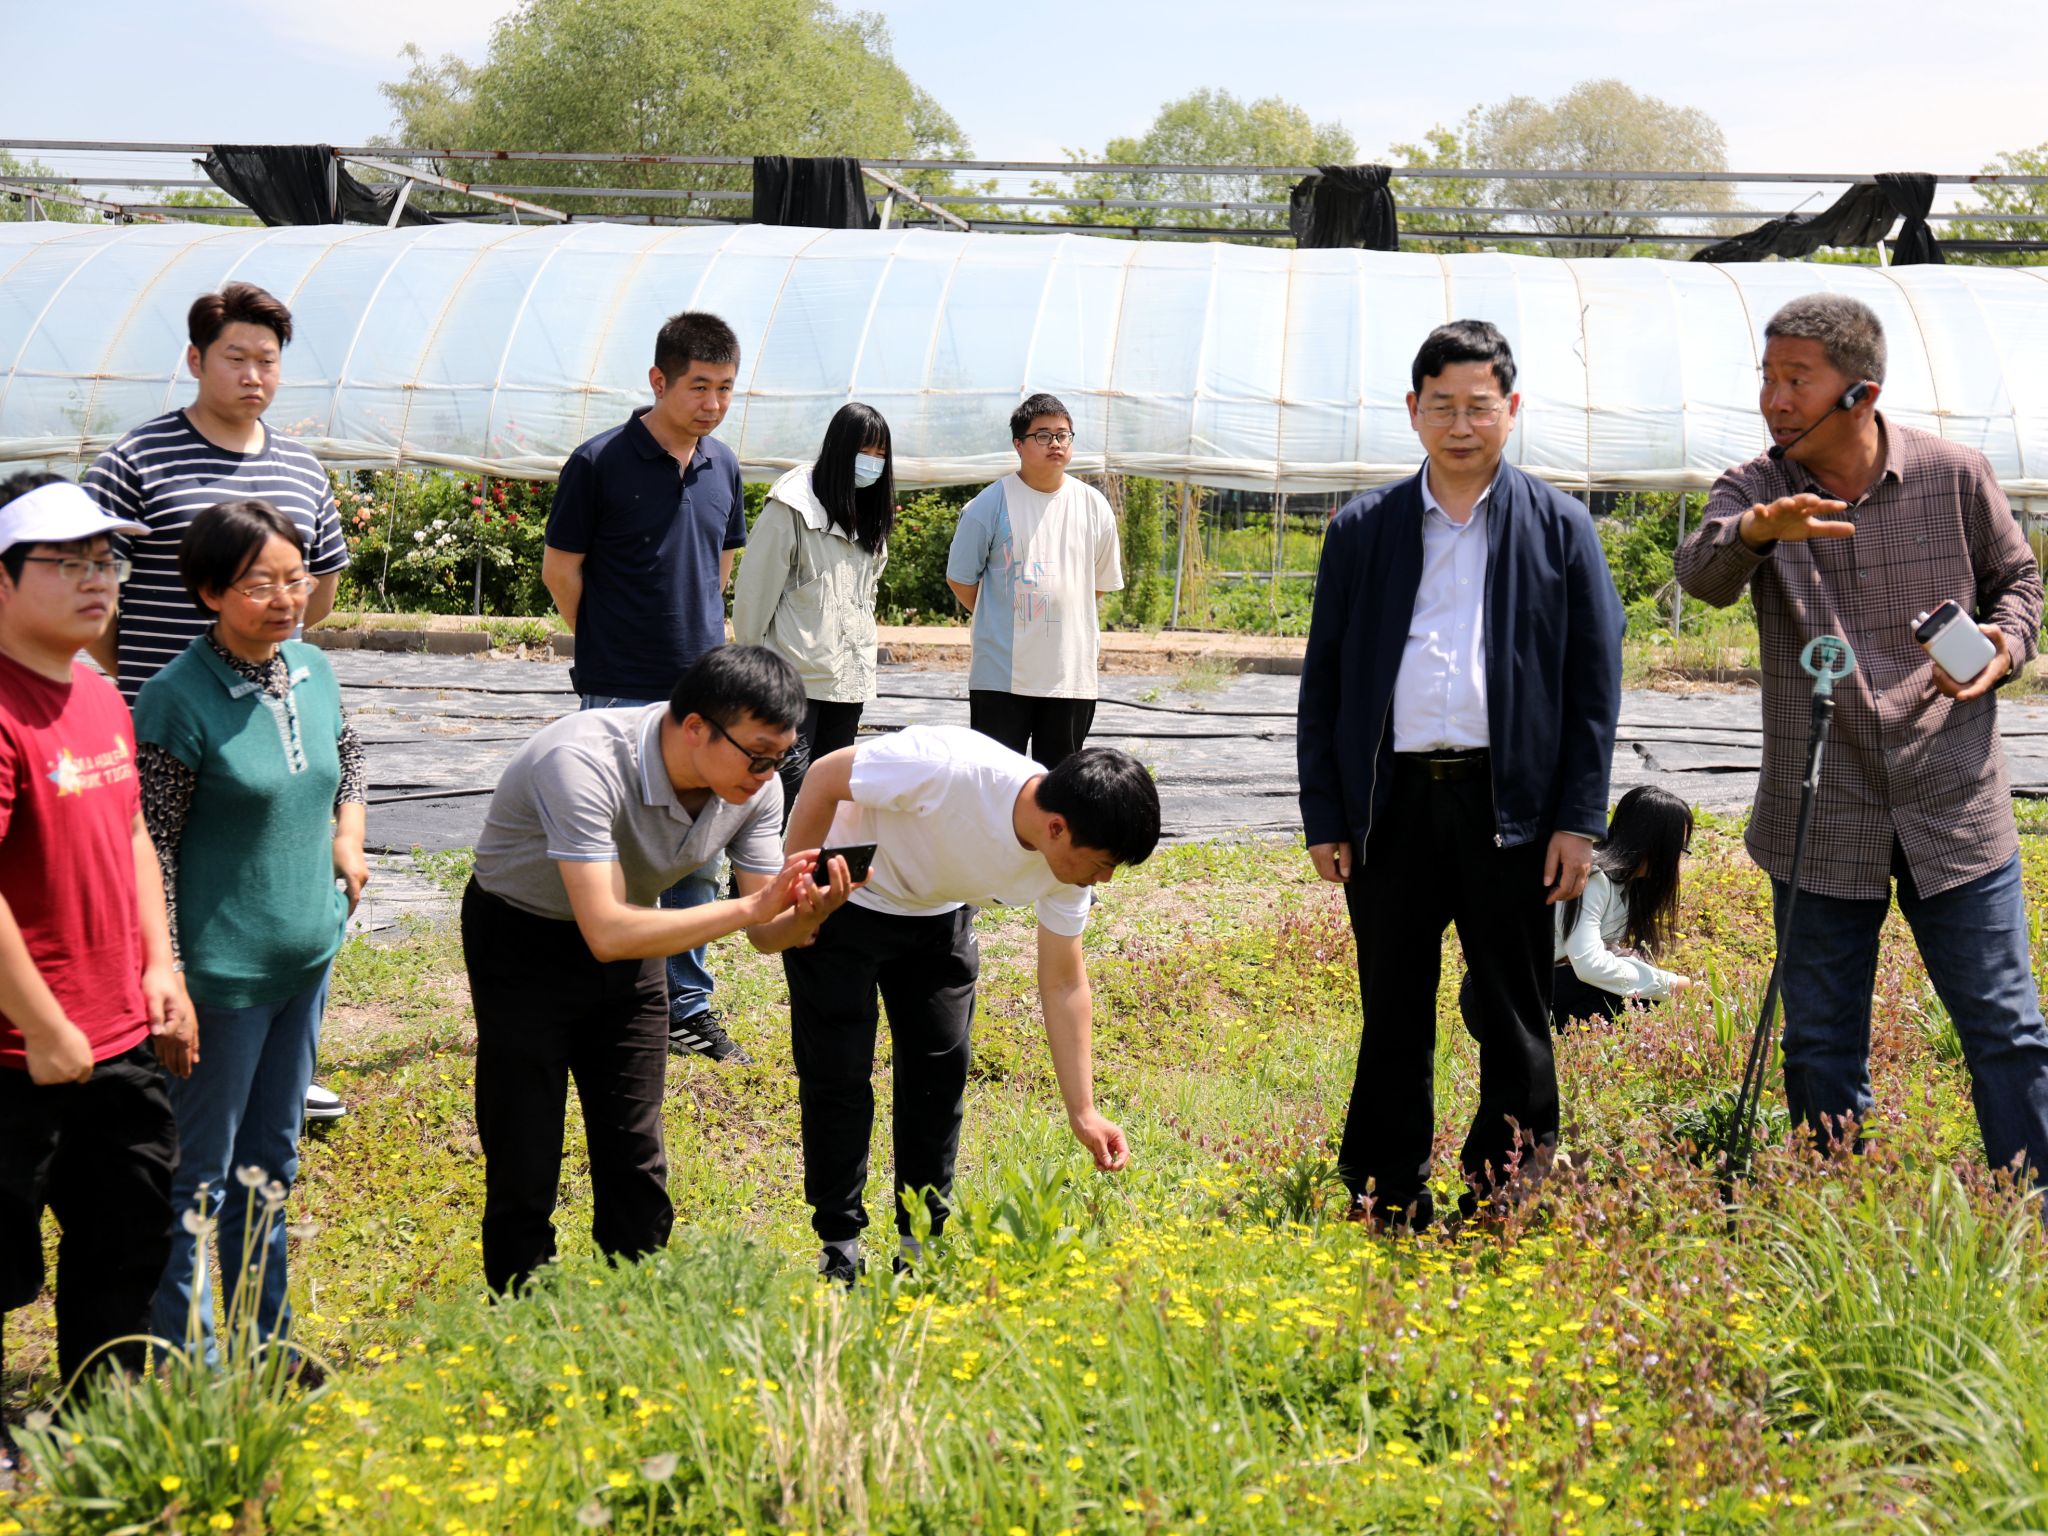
[0,474,194,1437]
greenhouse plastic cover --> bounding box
[3,219,2047,496]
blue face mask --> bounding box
[852,452,886,488]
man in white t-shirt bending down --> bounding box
[782,724,1160,1280]
[946,392,1124,768]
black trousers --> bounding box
[968,690,1096,768]
[462,879,672,1294]
[1459,962,1624,1040]
[777,698,865,824]
[1340,757,1556,1222]
[0,1044,176,1385]
[1549,962,1624,1030]
[783,901,977,1245]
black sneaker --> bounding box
[0,1417,20,1492]
[819,1241,863,1286]
[668,1010,753,1065]
[303,1083,347,1123]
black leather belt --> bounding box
[1393,748,1490,783]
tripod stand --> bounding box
[1719,634,1856,1193]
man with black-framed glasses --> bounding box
[461,644,855,1294]
[1298,319,1624,1233]
[947,391,1123,768]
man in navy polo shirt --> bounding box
[543,312,752,1064]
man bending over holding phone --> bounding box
[783,726,1159,1281]
[463,645,855,1294]
[1677,292,2048,1187]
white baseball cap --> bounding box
[0,480,146,556]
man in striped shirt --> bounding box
[84,282,352,1126]
[83,282,347,702]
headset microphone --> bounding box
[1767,381,1873,461]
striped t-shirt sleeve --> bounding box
[295,447,348,575]
[83,445,144,521]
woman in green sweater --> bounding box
[136,499,367,1366]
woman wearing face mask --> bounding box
[732,402,895,814]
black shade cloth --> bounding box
[201,145,440,227]
[1289,165,1397,251]
[750,156,874,229]
[1690,172,1942,265]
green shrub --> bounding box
[334,472,553,616]
[877,488,971,623]
[1111,475,1169,629]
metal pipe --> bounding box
[336,154,569,223]
[5,143,2046,185]
[0,178,170,222]
[17,173,2048,225]
[860,167,970,231]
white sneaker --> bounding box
[304,1083,347,1123]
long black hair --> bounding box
[1565,785,1694,955]
[808,402,894,553]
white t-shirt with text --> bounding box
[946,474,1124,699]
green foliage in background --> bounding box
[1052,89,1356,236]
[334,472,554,616]
[376,0,967,219]
[1952,139,2048,267]
[1108,476,1168,629]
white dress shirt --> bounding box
[1390,468,1495,752]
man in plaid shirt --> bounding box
[1677,292,2048,1187]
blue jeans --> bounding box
[580,695,719,1022]
[153,969,329,1363]
[1774,849,2048,1185]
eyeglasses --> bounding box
[19,555,130,585]
[705,715,790,775]
[1021,429,1075,448]
[1418,404,1505,428]
[232,576,316,603]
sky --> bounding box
[5,0,2045,213]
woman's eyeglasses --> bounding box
[232,576,317,602]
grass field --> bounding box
[5,821,2048,1534]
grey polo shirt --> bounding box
[473,704,784,921]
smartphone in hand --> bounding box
[812,843,878,886]
[1914,600,1996,685]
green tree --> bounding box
[1951,141,2048,266]
[1053,89,1356,236]
[1464,79,1736,258]
[377,0,967,220]
[1385,117,1498,253]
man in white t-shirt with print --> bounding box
[946,393,1124,768]
[782,724,1159,1281]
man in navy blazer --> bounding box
[1297,320,1624,1231]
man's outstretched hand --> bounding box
[1738,493,1855,550]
